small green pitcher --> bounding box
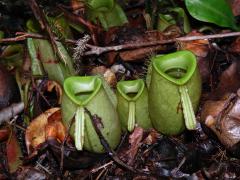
[61,76,121,153]
[116,79,152,132]
[148,50,201,135]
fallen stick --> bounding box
[84,107,146,174]
[0,102,24,125]
[1,31,240,56]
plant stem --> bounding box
[179,85,196,130]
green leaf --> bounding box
[27,38,44,77]
[185,0,238,30]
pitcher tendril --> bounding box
[75,106,85,150]
[179,85,197,130]
[128,101,135,132]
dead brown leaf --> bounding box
[25,108,60,154]
[125,127,144,166]
[180,31,209,58]
[46,109,67,142]
[6,131,23,173]
[142,129,161,145]
[201,93,240,148]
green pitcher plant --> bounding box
[116,79,152,132]
[148,50,201,135]
[85,0,128,30]
[61,76,121,153]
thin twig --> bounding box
[27,0,60,60]
[84,31,240,55]
[91,161,114,174]
[58,5,99,44]
[0,102,24,125]
[84,107,143,174]
[1,31,240,55]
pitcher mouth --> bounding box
[152,50,197,85]
[117,79,145,101]
[64,76,102,106]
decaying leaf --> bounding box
[125,127,144,166]
[142,129,161,145]
[179,31,209,57]
[45,110,66,142]
[201,92,240,149]
[25,108,66,154]
[6,130,23,173]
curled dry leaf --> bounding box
[201,92,240,149]
[25,108,67,154]
[179,31,210,82]
[45,109,66,142]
